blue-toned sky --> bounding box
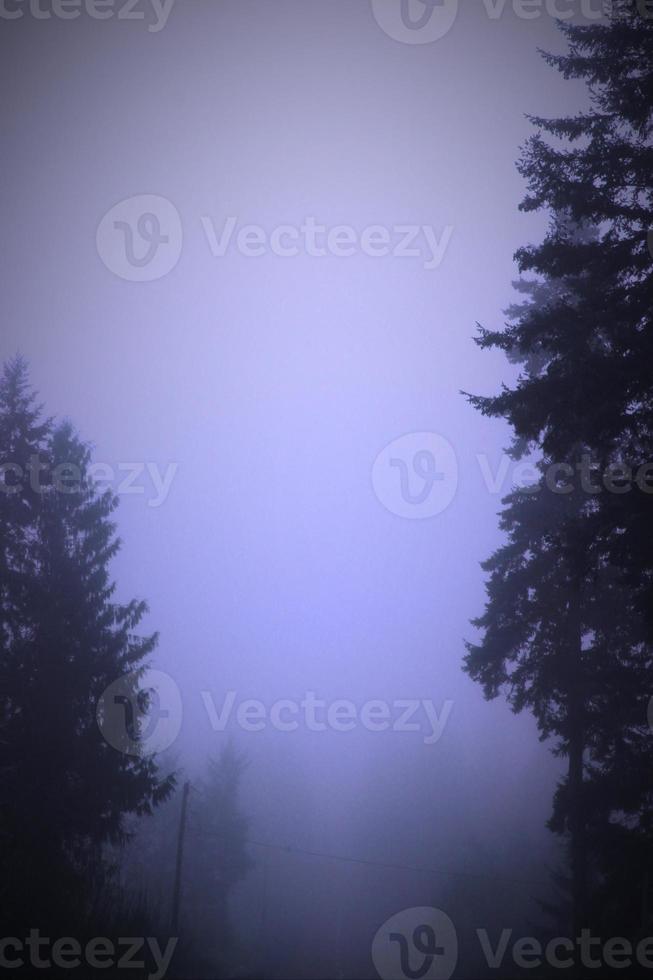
[2,1,596,971]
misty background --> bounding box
[1,2,595,975]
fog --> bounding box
[1,1,622,977]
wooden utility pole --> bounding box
[171,780,190,933]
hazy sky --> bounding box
[2,2,595,965]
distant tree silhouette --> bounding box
[185,744,254,967]
[0,358,173,935]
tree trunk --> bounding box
[567,578,587,946]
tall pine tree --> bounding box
[0,359,173,934]
[465,1,653,932]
